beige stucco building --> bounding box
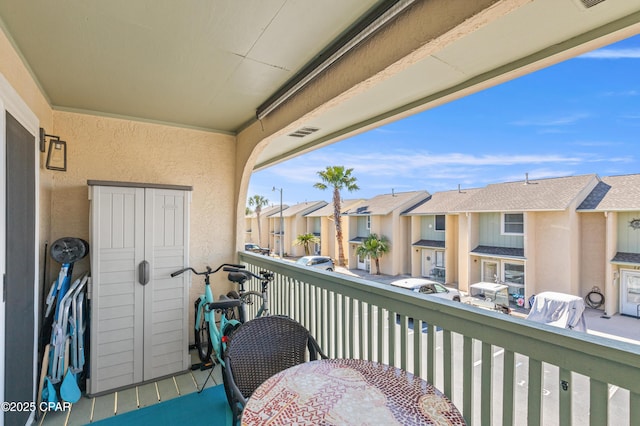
[267,201,327,257]
[344,191,430,275]
[304,199,365,261]
[577,174,640,316]
[404,188,481,284]
[245,204,286,249]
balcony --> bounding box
[238,252,640,426]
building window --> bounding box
[435,215,445,231]
[503,213,524,235]
[503,262,525,303]
[366,215,371,230]
[503,263,525,285]
[435,250,444,268]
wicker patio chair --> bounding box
[222,315,327,422]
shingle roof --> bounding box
[412,239,445,248]
[453,174,598,212]
[577,174,640,211]
[404,188,482,215]
[611,252,640,265]
[305,199,365,217]
[246,204,287,218]
[471,245,525,258]
[343,191,429,216]
[274,201,327,217]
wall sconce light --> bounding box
[40,127,67,171]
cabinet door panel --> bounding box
[143,189,190,380]
[90,186,145,394]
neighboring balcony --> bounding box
[238,252,640,426]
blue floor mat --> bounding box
[90,385,232,426]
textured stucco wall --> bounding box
[533,211,573,294]
[445,215,459,285]
[580,212,606,296]
[50,111,237,322]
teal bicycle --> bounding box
[170,264,272,387]
[171,264,240,365]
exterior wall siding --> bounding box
[310,217,321,234]
[478,212,524,248]
[420,215,445,241]
[356,216,369,236]
[617,211,640,253]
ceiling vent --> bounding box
[288,127,320,138]
[578,0,606,8]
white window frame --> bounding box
[434,250,445,268]
[481,260,499,282]
[502,212,524,236]
[366,215,371,230]
[434,214,445,232]
[502,261,525,286]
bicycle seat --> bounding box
[208,299,242,311]
[228,271,249,284]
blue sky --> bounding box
[248,35,639,207]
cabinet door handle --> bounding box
[139,260,150,285]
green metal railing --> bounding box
[239,252,640,425]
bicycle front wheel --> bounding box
[240,291,267,320]
[194,304,212,363]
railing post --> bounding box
[528,359,543,426]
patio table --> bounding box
[241,358,465,425]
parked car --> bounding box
[244,243,270,255]
[390,278,461,302]
[295,255,335,271]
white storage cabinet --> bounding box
[88,181,192,395]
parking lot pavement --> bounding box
[583,308,640,344]
[334,267,640,345]
[334,266,407,285]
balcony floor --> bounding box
[38,352,231,426]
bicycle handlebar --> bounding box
[170,263,245,277]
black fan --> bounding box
[50,237,89,264]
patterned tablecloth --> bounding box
[241,358,466,425]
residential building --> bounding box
[304,199,365,259]
[267,201,327,257]
[344,191,429,275]
[453,174,600,307]
[245,204,287,249]
[404,188,481,284]
[577,173,640,316]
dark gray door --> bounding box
[5,112,36,425]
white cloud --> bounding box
[579,48,640,59]
[570,141,623,147]
[601,90,639,97]
[511,113,590,127]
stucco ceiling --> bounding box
[0,0,639,168]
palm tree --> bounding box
[356,233,390,275]
[293,233,320,256]
[314,166,359,267]
[248,195,269,246]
